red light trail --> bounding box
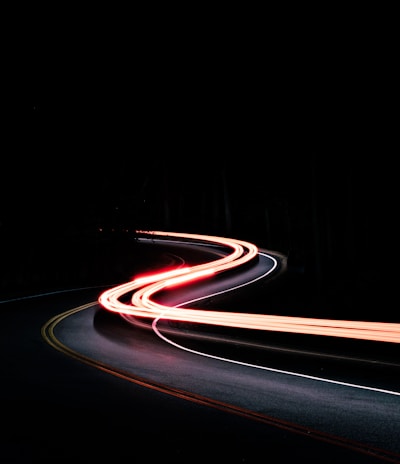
[99,231,400,344]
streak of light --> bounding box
[151,320,400,397]
[98,231,400,344]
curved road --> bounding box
[2,236,400,463]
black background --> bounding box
[2,10,396,320]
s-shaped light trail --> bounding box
[98,231,400,344]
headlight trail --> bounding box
[98,231,400,344]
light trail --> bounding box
[98,231,400,344]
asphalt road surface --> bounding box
[2,241,400,463]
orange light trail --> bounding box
[98,231,400,344]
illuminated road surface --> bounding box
[99,231,400,344]
[38,231,400,463]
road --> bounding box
[2,234,400,463]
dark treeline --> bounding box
[1,144,393,322]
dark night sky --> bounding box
[6,61,392,244]
[2,15,396,318]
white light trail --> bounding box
[98,231,400,344]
